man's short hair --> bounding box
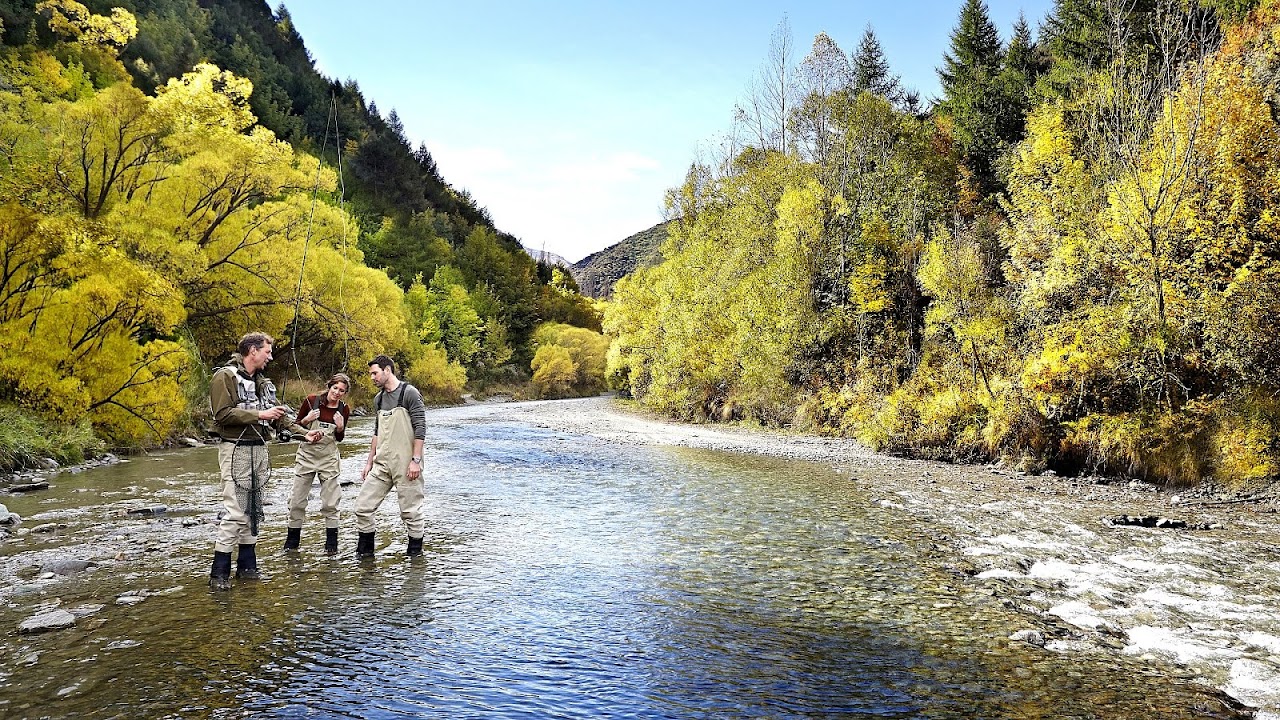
[237,332,274,356]
[369,355,396,373]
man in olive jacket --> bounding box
[208,331,320,590]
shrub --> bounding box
[404,343,467,405]
[531,344,576,399]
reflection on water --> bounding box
[0,408,1253,719]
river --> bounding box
[0,397,1274,718]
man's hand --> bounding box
[258,406,287,422]
[305,429,323,443]
[360,462,372,481]
[407,458,421,481]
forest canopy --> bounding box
[606,0,1280,487]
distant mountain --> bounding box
[571,220,671,299]
[522,246,570,267]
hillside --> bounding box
[572,220,670,298]
[522,246,570,267]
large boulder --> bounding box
[0,503,20,526]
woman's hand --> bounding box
[302,408,321,425]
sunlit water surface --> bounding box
[0,404,1254,719]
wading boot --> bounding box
[324,527,339,555]
[235,543,260,580]
[209,550,232,591]
[283,526,301,550]
[356,531,375,558]
[407,536,424,557]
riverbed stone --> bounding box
[116,590,147,605]
[1009,629,1046,647]
[19,609,76,634]
[69,604,105,618]
[41,559,98,576]
[9,481,50,492]
[127,506,168,517]
[0,503,20,525]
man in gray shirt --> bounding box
[355,354,429,557]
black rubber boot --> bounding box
[209,550,232,591]
[235,543,260,579]
[324,527,339,555]
[356,531,375,558]
[407,536,423,557]
[283,526,301,550]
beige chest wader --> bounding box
[354,403,425,535]
[296,419,340,474]
[289,416,342,527]
[373,406,412,473]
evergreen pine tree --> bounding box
[938,0,1005,196]
[851,25,902,103]
[995,14,1042,147]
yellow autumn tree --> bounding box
[0,209,188,445]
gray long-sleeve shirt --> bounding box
[372,382,427,440]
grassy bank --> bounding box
[0,405,104,473]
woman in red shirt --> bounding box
[283,373,352,554]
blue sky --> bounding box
[285,1,1055,263]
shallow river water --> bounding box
[0,399,1272,718]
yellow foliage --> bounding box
[531,344,576,399]
[403,343,466,404]
[37,0,137,53]
[534,322,609,395]
[1000,103,1105,320]
[0,48,421,447]
[0,211,189,444]
[152,63,256,136]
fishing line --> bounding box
[288,94,336,387]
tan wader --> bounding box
[215,441,270,553]
[288,419,342,529]
[354,405,425,536]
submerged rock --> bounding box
[69,604,105,618]
[1009,629,1046,647]
[19,609,75,634]
[41,559,98,576]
